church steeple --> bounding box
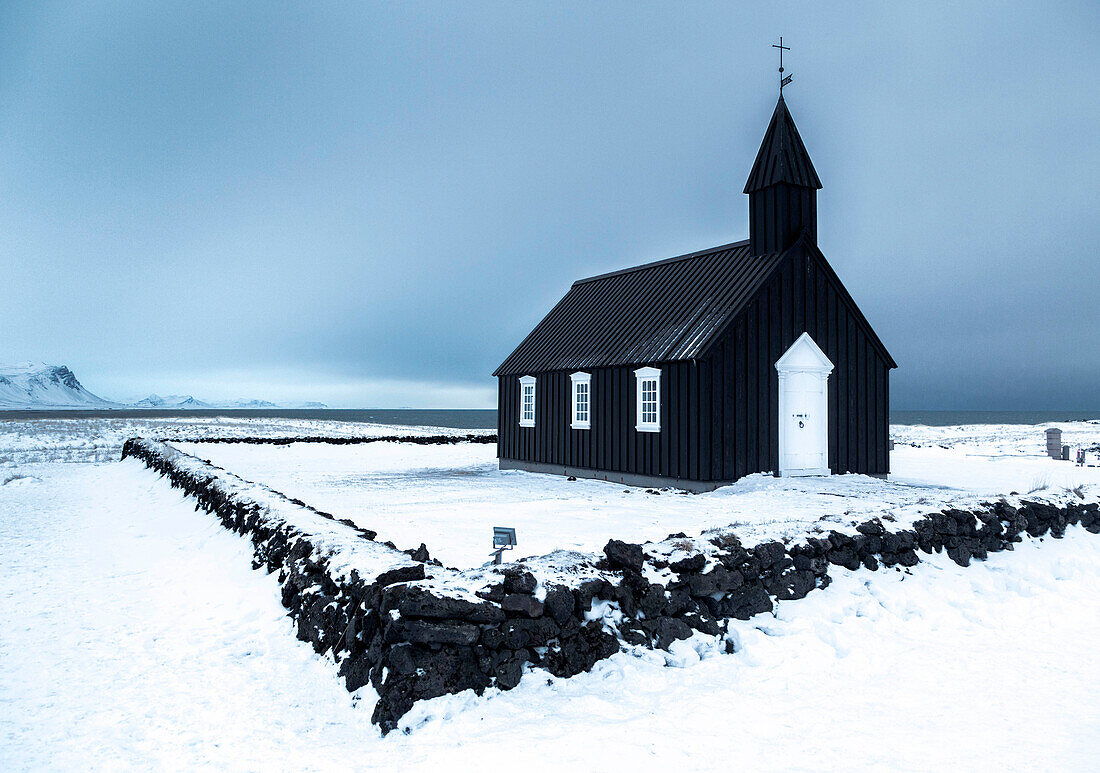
[744,95,822,256]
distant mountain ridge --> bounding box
[0,363,116,408]
[0,363,327,410]
[131,394,212,409]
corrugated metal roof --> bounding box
[743,95,822,193]
[493,240,785,376]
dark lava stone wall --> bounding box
[122,438,620,734]
[122,437,1099,734]
[157,433,496,445]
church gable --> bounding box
[694,237,895,481]
[801,239,896,368]
[697,236,896,369]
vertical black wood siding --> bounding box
[497,247,891,482]
[749,183,817,256]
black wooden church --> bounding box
[494,93,896,491]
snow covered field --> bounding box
[175,420,1100,569]
[892,420,1099,456]
[0,415,485,464]
[2,417,1099,770]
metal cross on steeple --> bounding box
[773,37,792,93]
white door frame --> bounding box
[776,332,834,477]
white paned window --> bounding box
[570,372,591,429]
[519,375,536,427]
[634,366,661,433]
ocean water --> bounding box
[0,408,1096,429]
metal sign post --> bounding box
[489,526,517,565]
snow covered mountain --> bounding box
[0,363,328,410]
[0,363,118,409]
[131,394,212,409]
[128,395,329,409]
[220,398,278,409]
[216,399,325,409]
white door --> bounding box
[776,333,833,477]
[783,371,825,471]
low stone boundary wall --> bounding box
[121,437,1100,734]
[120,438,617,733]
[156,432,496,445]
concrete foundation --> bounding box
[498,458,733,493]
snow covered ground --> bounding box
[2,417,1099,770]
[176,420,1100,569]
[0,415,485,464]
[892,420,1099,455]
[1,456,1099,770]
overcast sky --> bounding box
[1,1,1097,408]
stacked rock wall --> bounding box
[121,438,620,733]
[122,438,1100,734]
[157,433,495,446]
[600,498,1100,654]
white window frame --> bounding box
[570,372,591,430]
[519,375,536,427]
[634,366,661,433]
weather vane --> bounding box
[773,37,792,93]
